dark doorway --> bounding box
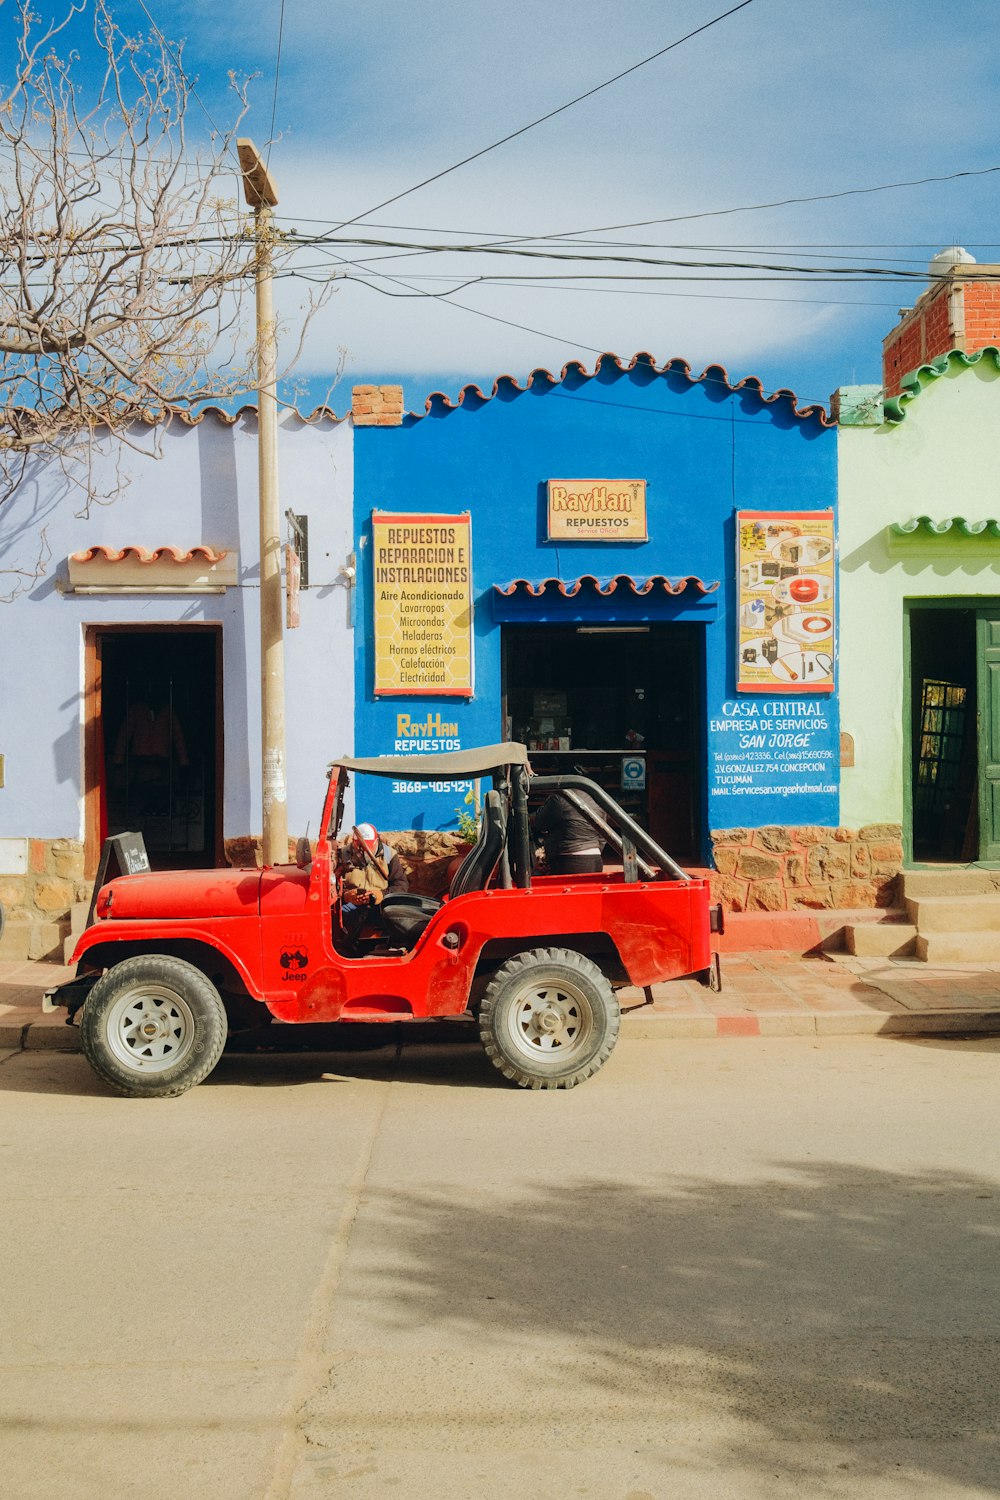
[909,608,977,861]
[502,623,703,859]
[87,627,222,871]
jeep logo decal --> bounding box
[280,947,309,980]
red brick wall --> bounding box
[924,290,951,346]
[964,282,1000,352]
[883,277,1000,395]
[883,321,925,397]
[351,385,404,426]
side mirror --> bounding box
[295,836,312,869]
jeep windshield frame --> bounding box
[321,745,528,858]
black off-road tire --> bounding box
[477,947,621,1090]
[80,955,228,1099]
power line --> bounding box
[499,164,1000,245]
[266,0,287,169]
[280,264,984,287]
[272,234,1000,281]
[338,269,607,358]
[10,220,999,290]
[337,274,902,309]
[267,209,1000,252]
[313,0,756,242]
[281,230,957,269]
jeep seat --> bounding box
[379,790,507,948]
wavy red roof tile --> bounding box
[494,574,719,598]
[9,403,345,432]
[69,545,230,565]
[409,351,831,425]
[170,403,345,427]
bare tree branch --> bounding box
[0,521,50,602]
[0,0,259,506]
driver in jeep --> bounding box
[337,823,409,943]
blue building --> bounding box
[351,352,839,870]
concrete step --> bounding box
[0,916,66,962]
[844,923,917,958]
[0,915,32,961]
[63,900,91,962]
[915,931,1000,964]
[906,894,1000,933]
[902,868,1000,898]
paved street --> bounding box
[2,1031,1000,1499]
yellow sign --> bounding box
[547,479,648,541]
[736,510,835,693]
[372,512,473,697]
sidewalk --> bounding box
[3,950,1000,1051]
[619,949,1000,1037]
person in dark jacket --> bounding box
[338,823,409,909]
[532,791,604,875]
[337,823,409,947]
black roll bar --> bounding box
[529,773,691,883]
[510,765,532,890]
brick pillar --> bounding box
[351,385,404,426]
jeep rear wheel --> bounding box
[478,947,620,1090]
[80,955,227,1099]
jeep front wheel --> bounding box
[80,955,228,1098]
[477,947,620,1090]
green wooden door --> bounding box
[977,613,1000,862]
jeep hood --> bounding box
[97,867,263,922]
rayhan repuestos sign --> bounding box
[546,480,648,542]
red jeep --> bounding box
[50,745,721,1096]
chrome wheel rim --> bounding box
[105,985,197,1073]
[506,978,595,1063]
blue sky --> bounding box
[14,0,1000,413]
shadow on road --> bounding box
[209,1032,502,1090]
[892,1034,1000,1056]
[0,1025,504,1095]
[312,1160,1000,1492]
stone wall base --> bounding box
[710,825,903,912]
[224,830,469,898]
[0,839,88,926]
[384,830,471,895]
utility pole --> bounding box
[238,138,287,865]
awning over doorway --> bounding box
[887,517,1000,556]
[493,574,720,598]
[68,544,237,593]
[890,516,1000,540]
